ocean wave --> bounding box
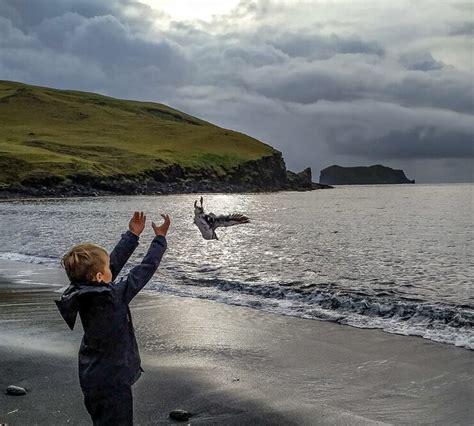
[147,276,474,350]
[0,251,60,266]
[2,251,472,349]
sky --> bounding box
[0,0,472,182]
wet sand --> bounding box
[0,259,473,425]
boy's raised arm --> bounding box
[114,214,170,303]
[109,212,146,280]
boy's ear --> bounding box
[95,272,103,283]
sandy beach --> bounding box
[0,259,473,425]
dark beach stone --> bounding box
[169,409,192,421]
[6,385,27,396]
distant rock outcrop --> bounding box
[287,167,332,191]
[319,165,415,185]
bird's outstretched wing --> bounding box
[213,214,250,229]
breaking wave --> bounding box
[0,251,59,266]
[147,276,474,350]
[1,251,472,350]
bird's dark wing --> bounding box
[213,214,250,229]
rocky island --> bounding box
[0,80,329,198]
[319,164,415,185]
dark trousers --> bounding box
[83,384,133,426]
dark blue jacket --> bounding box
[55,231,167,391]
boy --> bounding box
[55,211,170,425]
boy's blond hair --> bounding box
[62,243,108,283]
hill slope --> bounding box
[0,81,325,197]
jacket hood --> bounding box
[55,283,111,330]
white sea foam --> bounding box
[0,251,59,266]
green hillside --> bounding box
[0,80,276,187]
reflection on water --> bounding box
[0,184,473,348]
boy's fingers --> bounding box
[143,215,146,223]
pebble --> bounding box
[169,409,192,421]
[6,385,27,396]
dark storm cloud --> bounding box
[270,32,385,59]
[0,0,161,31]
[384,70,474,114]
[0,15,38,48]
[0,0,189,95]
[0,0,472,182]
[240,55,473,113]
[331,127,474,160]
[399,51,444,71]
[59,15,186,78]
[0,0,116,28]
[449,21,474,36]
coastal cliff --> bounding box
[2,152,328,198]
[0,81,329,198]
[319,165,415,185]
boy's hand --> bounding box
[152,214,171,237]
[129,211,146,236]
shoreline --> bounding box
[1,259,473,425]
[2,182,470,202]
[0,184,332,201]
[0,186,330,202]
[1,252,471,351]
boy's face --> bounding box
[95,254,113,284]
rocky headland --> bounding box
[0,80,331,199]
[319,164,415,185]
[0,153,330,199]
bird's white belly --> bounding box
[194,216,214,240]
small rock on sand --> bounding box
[6,385,27,396]
[169,409,192,421]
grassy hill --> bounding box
[0,80,277,188]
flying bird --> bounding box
[193,196,250,240]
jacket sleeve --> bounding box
[113,235,167,304]
[109,230,140,281]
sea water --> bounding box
[0,184,472,349]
